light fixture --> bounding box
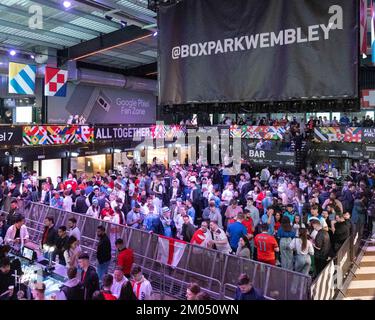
[63,1,72,9]
[30,54,35,59]
[120,21,127,27]
[48,246,55,253]
[14,157,23,162]
[114,149,122,153]
[153,31,158,36]
[9,50,16,56]
[70,152,79,157]
[363,53,367,59]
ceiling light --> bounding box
[9,50,16,56]
[70,152,79,157]
[30,54,35,59]
[114,149,122,153]
[63,1,72,9]
[153,31,158,36]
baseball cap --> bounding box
[92,199,99,205]
[189,176,197,183]
[162,207,170,213]
[309,217,321,224]
[93,186,99,190]
[176,197,183,202]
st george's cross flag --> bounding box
[9,62,37,95]
[157,235,187,267]
[45,67,68,97]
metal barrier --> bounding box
[2,197,312,300]
[311,224,364,300]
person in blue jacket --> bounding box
[235,273,265,300]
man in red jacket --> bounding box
[115,238,134,278]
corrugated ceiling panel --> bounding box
[70,17,118,33]
[50,26,95,41]
[116,0,156,17]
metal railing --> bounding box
[2,197,312,300]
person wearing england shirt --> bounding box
[130,265,153,300]
[190,221,212,248]
[64,173,78,193]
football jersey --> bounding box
[254,233,278,261]
[131,277,153,300]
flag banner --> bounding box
[159,0,358,105]
[361,89,375,109]
[8,62,36,95]
[22,125,94,146]
[151,125,186,139]
[360,0,368,54]
[314,127,363,143]
[230,126,285,140]
[157,235,187,267]
[45,67,68,97]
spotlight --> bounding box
[63,1,72,9]
[113,149,122,153]
[70,152,79,157]
[30,54,35,59]
[9,50,16,56]
[120,21,127,27]
[153,31,158,36]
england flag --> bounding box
[157,235,187,267]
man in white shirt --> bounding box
[63,189,73,212]
[111,266,128,299]
[4,215,29,248]
[208,221,231,254]
[130,265,153,300]
[221,183,234,206]
[67,217,81,244]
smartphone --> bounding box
[86,90,112,123]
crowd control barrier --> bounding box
[2,197,312,300]
[310,225,364,300]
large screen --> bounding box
[158,0,358,105]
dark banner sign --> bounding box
[363,128,375,143]
[94,126,152,142]
[159,0,358,105]
[246,148,295,167]
[0,126,22,145]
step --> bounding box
[361,256,375,262]
[355,267,375,274]
[359,261,375,267]
[352,273,375,280]
[346,287,375,297]
[343,296,375,300]
[348,280,375,289]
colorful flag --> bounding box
[371,0,375,64]
[361,89,375,108]
[8,62,36,95]
[361,0,368,55]
[45,66,68,97]
[157,235,186,267]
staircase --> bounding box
[342,239,375,300]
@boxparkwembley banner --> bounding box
[158,0,358,105]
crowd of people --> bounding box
[0,158,375,300]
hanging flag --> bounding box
[45,66,68,97]
[361,0,368,55]
[361,89,375,108]
[156,235,186,267]
[372,0,375,64]
[8,62,36,95]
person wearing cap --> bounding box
[78,252,100,300]
[86,198,100,219]
[160,207,175,238]
[126,203,143,229]
[311,219,331,276]
[307,205,328,232]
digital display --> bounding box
[22,247,34,261]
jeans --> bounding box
[294,254,311,275]
[280,238,294,270]
[97,260,111,283]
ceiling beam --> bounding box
[58,25,152,62]
[0,33,64,50]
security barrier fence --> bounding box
[311,226,363,300]
[2,197,312,300]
